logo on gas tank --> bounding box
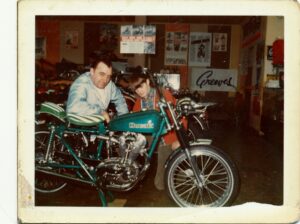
[129,120,154,129]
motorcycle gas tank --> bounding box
[108,110,164,134]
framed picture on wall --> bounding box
[212,33,227,52]
[65,30,79,49]
[35,36,46,59]
[267,45,273,60]
[120,25,156,54]
[164,23,189,66]
[188,32,212,67]
[99,24,118,52]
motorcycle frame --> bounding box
[36,103,172,206]
[36,75,210,206]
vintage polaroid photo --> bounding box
[17,0,300,223]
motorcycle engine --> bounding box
[96,132,148,191]
[118,132,147,162]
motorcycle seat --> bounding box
[66,113,105,126]
[39,102,66,122]
[39,102,105,126]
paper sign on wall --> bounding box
[120,25,156,54]
[188,32,212,67]
[190,68,237,92]
[164,27,189,65]
[65,31,79,49]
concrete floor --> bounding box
[35,122,283,207]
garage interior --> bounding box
[34,15,284,207]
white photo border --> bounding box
[18,0,300,223]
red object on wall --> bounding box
[272,39,284,66]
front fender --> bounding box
[164,139,212,169]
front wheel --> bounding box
[165,146,239,207]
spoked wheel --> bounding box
[165,146,239,207]
[35,130,67,193]
[35,172,67,193]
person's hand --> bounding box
[101,111,111,123]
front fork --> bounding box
[165,102,204,187]
[176,127,204,188]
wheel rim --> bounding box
[35,131,67,193]
[168,149,234,207]
[35,174,67,193]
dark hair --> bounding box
[90,54,112,69]
[128,73,152,92]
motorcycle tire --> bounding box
[165,145,240,207]
[35,130,68,193]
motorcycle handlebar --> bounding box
[146,71,218,115]
[192,102,217,109]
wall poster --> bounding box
[189,68,237,92]
[120,25,156,54]
[164,24,189,65]
[212,33,227,52]
[64,31,79,49]
[99,24,118,52]
[188,32,212,66]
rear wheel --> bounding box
[165,146,239,207]
[35,130,67,193]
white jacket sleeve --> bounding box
[110,82,129,115]
[66,77,102,115]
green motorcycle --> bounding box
[35,75,239,207]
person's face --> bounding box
[90,62,112,89]
[135,79,151,99]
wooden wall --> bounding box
[36,19,60,64]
